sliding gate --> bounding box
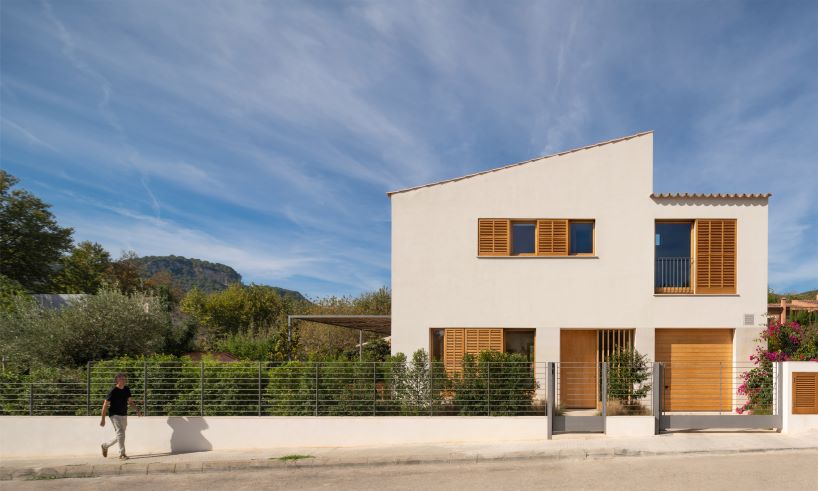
[657,362,783,431]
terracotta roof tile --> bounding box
[651,193,771,200]
[387,131,653,196]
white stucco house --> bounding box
[388,131,770,411]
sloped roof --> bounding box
[387,131,653,197]
[651,193,772,200]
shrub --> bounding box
[384,350,448,415]
[451,351,537,416]
[0,287,172,368]
[738,321,818,414]
[606,348,652,414]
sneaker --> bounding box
[119,454,128,461]
[101,444,108,458]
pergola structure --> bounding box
[286,315,391,360]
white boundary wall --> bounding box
[390,133,769,368]
[782,362,818,434]
[0,416,550,459]
[606,416,654,437]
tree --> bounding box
[297,287,391,359]
[104,250,144,294]
[0,171,73,292]
[51,241,112,293]
[0,274,30,314]
[0,286,173,367]
[180,283,295,360]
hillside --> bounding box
[135,255,308,302]
[768,289,818,302]
[136,255,241,293]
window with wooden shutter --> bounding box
[478,219,510,256]
[793,373,818,415]
[442,328,504,373]
[695,219,737,294]
[536,219,569,256]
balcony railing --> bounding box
[655,257,692,294]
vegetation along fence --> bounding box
[1,358,553,417]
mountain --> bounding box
[768,289,818,302]
[136,255,241,293]
[134,255,308,302]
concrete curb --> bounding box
[3,445,818,481]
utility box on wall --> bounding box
[792,372,818,415]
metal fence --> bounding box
[0,361,548,417]
[659,362,774,414]
[554,362,654,416]
[656,362,782,431]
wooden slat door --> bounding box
[560,330,598,409]
[656,329,733,412]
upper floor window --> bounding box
[569,221,594,255]
[478,218,595,257]
[511,222,536,255]
[655,219,736,294]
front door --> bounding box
[560,330,598,409]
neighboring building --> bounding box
[768,296,818,324]
[389,131,770,411]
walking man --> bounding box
[100,373,141,460]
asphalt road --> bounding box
[4,450,817,490]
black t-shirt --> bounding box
[106,386,132,416]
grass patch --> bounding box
[274,454,314,461]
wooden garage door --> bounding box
[656,329,733,412]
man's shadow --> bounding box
[167,416,213,454]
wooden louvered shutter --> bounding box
[478,219,510,256]
[536,219,568,256]
[695,219,737,294]
[464,328,504,356]
[793,373,818,415]
[443,329,465,373]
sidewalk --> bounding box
[2,431,817,481]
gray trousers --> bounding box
[103,415,127,456]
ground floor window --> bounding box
[430,328,444,361]
[504,329,535,361]
[430,328,535,369]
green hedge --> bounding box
[1,350,541,416]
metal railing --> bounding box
[659,362,775,415]
[555,362,654,416]
[0,361,547,417]
[655,257,692,293]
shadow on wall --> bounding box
[167,417,212,453]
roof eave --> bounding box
[387,130,654,197]
[650,193,772,200]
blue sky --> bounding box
[1,1,816,298]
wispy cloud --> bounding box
[1,0,816,295]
